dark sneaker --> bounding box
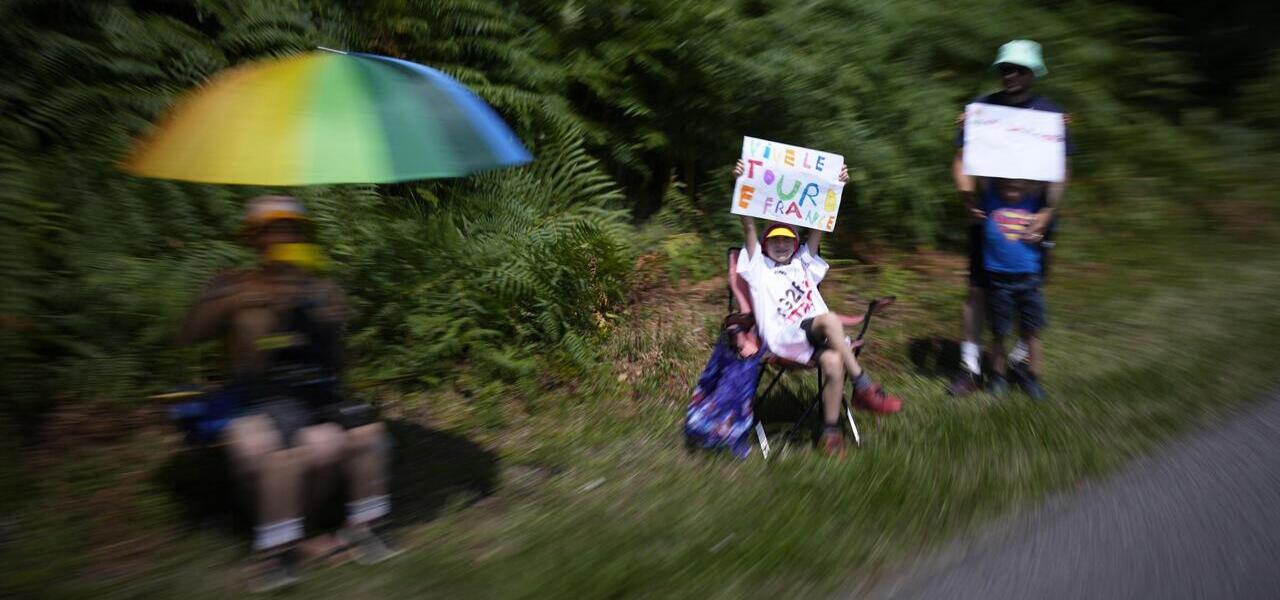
[1008,357,1031,386]
[245,549,301,594]
[947,371,982,397]
[338,524,403,566]
[987,374,1009,398]
[854,383,903,414]
[1021,375,1047,402]
[819,428,847,457]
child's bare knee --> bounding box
[818,351,843,375]
[819,312,843,333]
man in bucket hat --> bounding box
[948,40,1074,398]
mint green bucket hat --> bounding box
[992,39,1047,77]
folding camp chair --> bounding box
[726,247,895,458]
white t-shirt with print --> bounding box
[736,244,830,363]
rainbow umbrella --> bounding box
[123,49,532,185]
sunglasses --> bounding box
[998,64,1031,77]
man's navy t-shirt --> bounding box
[955,92,1075,155]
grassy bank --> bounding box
[3,214,1279,599]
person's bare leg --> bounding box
[297,424,345,514]
[297,423,390,525]
[1026,334,1042,376]
[817,351,845,426]
[226,414,307,552]
[810,312,902,412]
[810,313,863,379]
[344,423,390,517]
[990,336,1007,379]
[961,286,985,374]
[336,422,398,564]
[294,424,348,563]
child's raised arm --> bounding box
[740,215,758,258]
[735,160,759,257]
[806,228,822,256]
[807,164,850,256]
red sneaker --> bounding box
[819,429,847,457]
[854,383,903,414]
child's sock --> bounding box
[961,341,981,375]
[1008,339,1029,365]
[852,371,874,393]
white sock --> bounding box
[346,495,391,526]
[961,341,981,375]
[1009,339,1029,365]
[253,517,303,552]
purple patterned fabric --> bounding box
[685,335,763,458]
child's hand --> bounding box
[969,207,986,222]
[839,164,849,183]
[733,159,745,179]
[1023,209,1054,242]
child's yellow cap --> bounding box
[764,225,797,239]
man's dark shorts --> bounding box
[986,272,1046,338]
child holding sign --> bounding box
[733,161,904,456]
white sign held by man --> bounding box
[731,136,845,232]
[962,102,1066,182]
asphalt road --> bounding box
[863,393,1280,600]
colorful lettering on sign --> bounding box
[798,183,820,208]
[776,175,800,201]
[732,137,844,232]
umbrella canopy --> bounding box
[123,50,532,185]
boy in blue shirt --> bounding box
[981,178,1050,400]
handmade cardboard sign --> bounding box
[962,102,1066,182]
[730,136,845,232]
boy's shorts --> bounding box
[800,317,828,357]
[986,272,1046,337]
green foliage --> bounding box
[326,135,631,386]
